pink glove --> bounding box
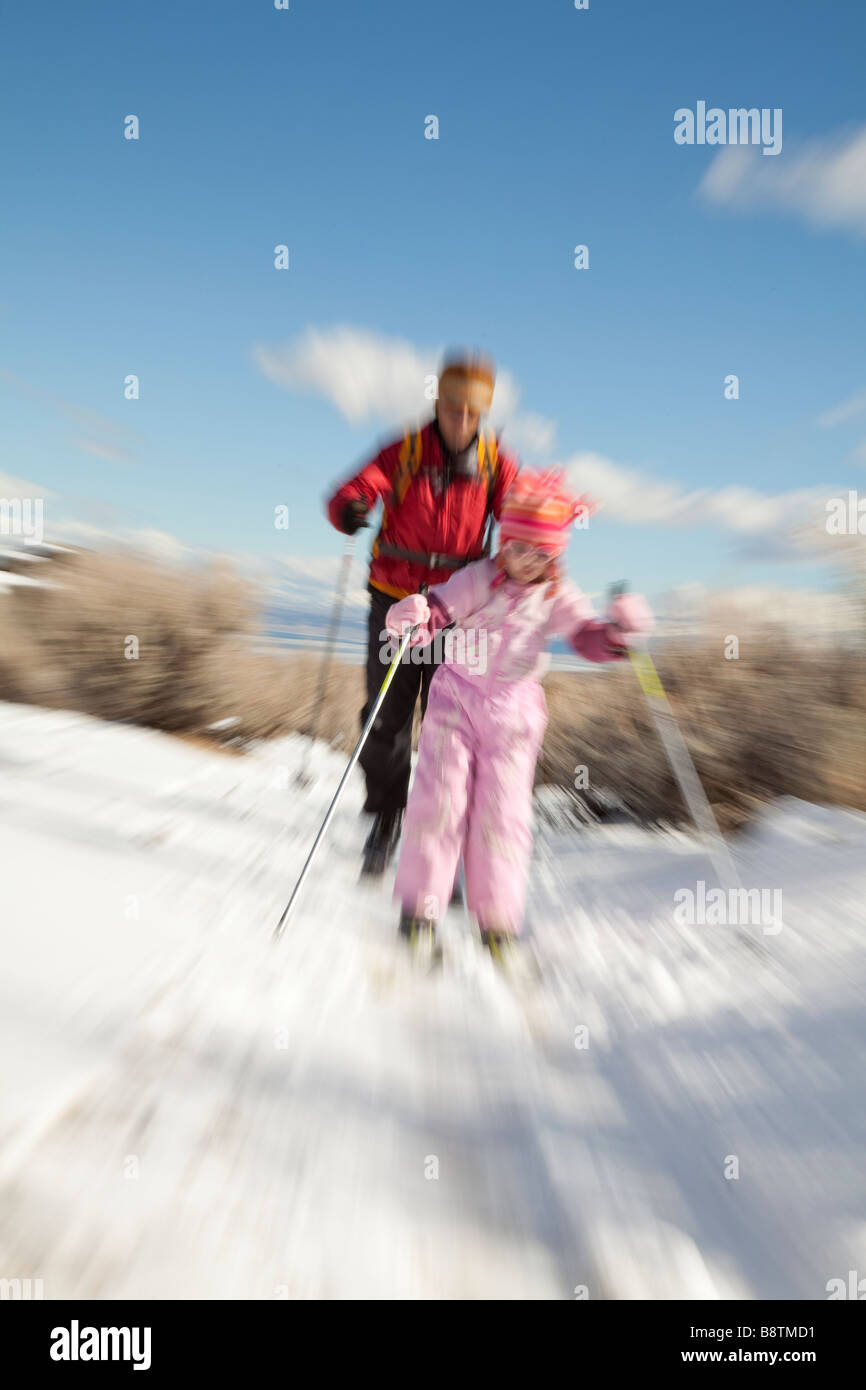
[385,594,431,646]
[607,593,654,645]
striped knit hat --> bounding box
[499,468,590,555]
[493,468,595,596]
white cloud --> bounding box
[254,325,432,426]
[0,369,142,462]
[498,410,557,456]
[0,471,57,500]
[562,451,827,535]
[129,529,197,564]
[69,437,133,463]
[272,553,370,613]
[817,387,866,428]
[252,324,556,454]
[698,124,866,237]
[659,581,861,638]
[787,512,866,574]
[48,519,196,564]
[40,516,368,614]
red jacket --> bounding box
[326,419,520,600]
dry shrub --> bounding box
[0,547,368,752]
[2,551,251,729]
[541,633,866,829]
[238,648,364,752]
[2,550,864,829]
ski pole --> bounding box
[295,534,357,788]
[274,584,429,940]
[610,583,742,895]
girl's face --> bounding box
[501,539,556,584]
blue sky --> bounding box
[2,0,865,617]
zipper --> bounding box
[441,467,451,549]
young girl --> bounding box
[384,469,653,961]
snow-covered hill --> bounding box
[0,701,864,1299]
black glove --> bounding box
[340,499,370,535]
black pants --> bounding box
[359,586,452,815]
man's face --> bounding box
[437,396,481,452]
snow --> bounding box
[0,570,51,590]
[0,700,864,1299]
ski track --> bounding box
[0,701,864,1299]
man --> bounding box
[326,351,521,875]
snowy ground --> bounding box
[0,700,864,1300]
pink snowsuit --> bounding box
[391,558,626,935]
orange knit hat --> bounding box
[437,351,496,413]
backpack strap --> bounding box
[477,430,500,556]
[390,429,424,508]
[477,429,499,493]
[374,427,500,562]
[372,430,423,561]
